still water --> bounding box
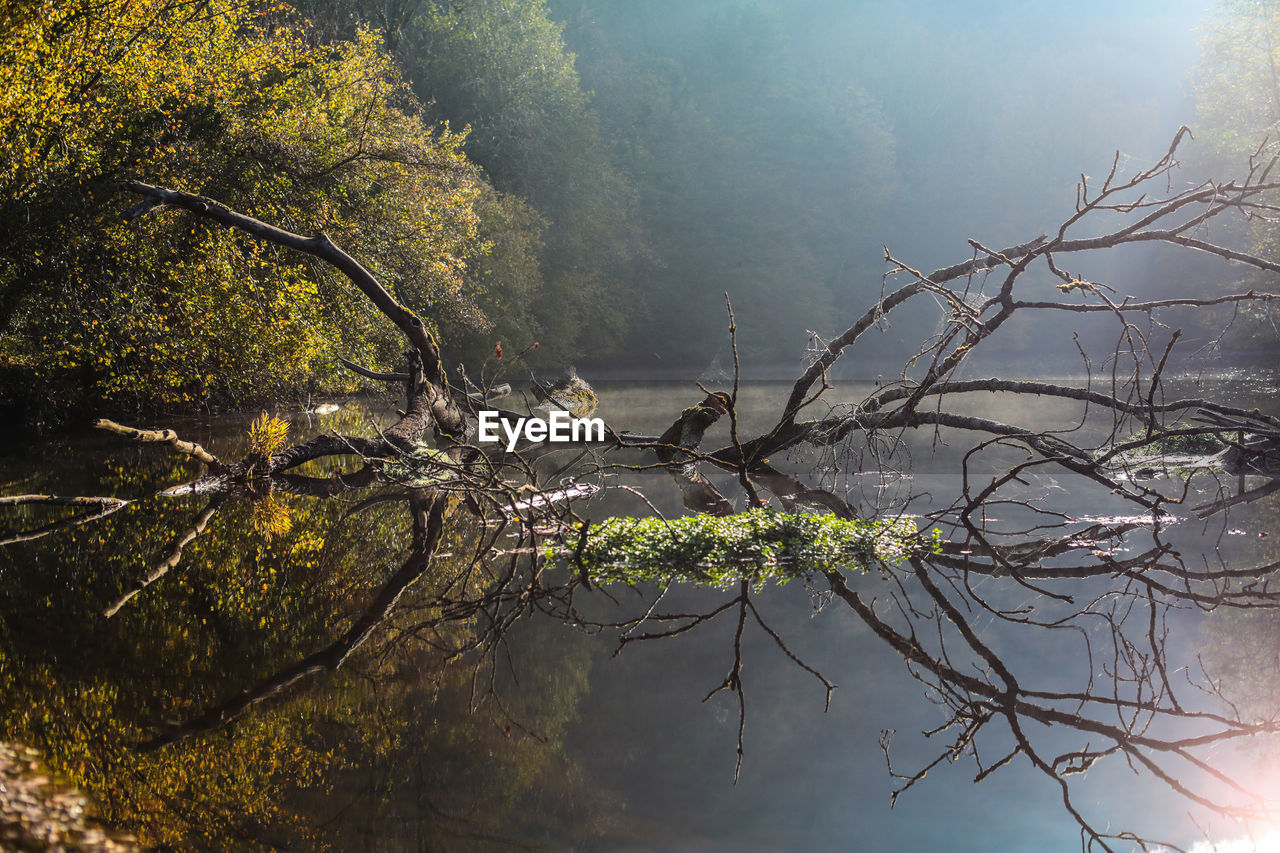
[1,376,1278,851]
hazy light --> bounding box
[1160,830,1280,853]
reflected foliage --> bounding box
[0,435,608,848]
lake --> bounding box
[1,374,1278,851]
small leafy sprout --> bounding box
[247,411,290,459]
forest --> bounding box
[3,0,1280,851]
[6,0,1273,423]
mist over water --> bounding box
[552,0,1223,379]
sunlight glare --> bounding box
[1177,830,1280,853]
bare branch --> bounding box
[94,418,219,467]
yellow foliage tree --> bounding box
[0,0,488,416]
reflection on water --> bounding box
[1,376,1279,851]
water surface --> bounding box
[1,375,1278,851]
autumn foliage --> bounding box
[0,0,489,418]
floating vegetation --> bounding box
[1101,429,1232,480]
[1105,428,1228,460]
[1144,431,1228,455]
[549,508,933,589]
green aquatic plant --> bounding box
[380,444,457,487]
[1160,432,1227,454]
[548,508,933,589]
[1097,428,1232,478]
[1126,430,1227,456]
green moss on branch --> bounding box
[548,508,934,589]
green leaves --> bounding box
[247,411,290,459]
[0,2,489,419]
[549,508,929,589]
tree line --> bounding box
[0,0,1274,425]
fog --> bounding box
[549,0,1223,377]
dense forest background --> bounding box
[1,0,1275,423]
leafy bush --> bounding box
[0,1,487,418]
[550,508,932,589]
